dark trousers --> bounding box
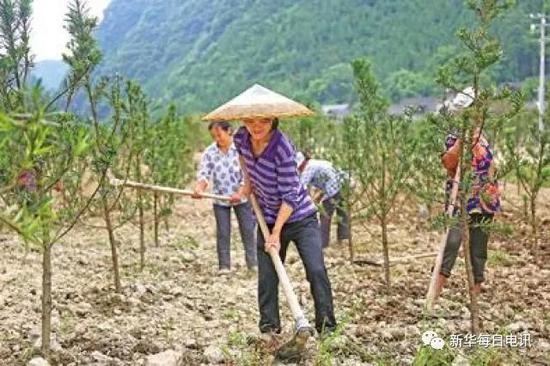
[213,202,257,270]
[440,213,493,283]
[320,192,350,248]
[257,214,337,334]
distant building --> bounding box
[388,96,440,116]
[322,104,350,120]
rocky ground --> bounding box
[0,184,549,366]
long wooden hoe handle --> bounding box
[110,177,232,201]
[249,193,311,330]
[425,167,461,312]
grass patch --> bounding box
[227,330,248,348]
[222,330,263,366]
[174,235,199,250]
[223,308,239,321]
[316,312,378,365]
[487,249,513,266]
[412,345,455,366]
[59,312,76,336]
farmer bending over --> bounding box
[233,118,337,340]
[296,152,349,248]
[435,127,500,297]
[193,121,257,273]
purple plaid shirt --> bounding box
[234,126,316,224]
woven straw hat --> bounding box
[203,84,314,121]
[445,86,475,112]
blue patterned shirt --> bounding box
[197,142,246,206]
[300,159,342,201]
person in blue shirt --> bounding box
[296,152,349,248]
[192,121,257,273]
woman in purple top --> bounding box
[233,117,336,338]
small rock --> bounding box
[452,355,470,366]
[407,325,420,336]
[128,297,141,307]
[340,359,374,366]
[145,350,181,366]
[91,351,111,363]
[203,345,225,364]
[27,357,49,366]
[507,321,530,332]
[413,299,425,306]
[502,305,515,318]
[74,302,92,317]
[170,286,184,296]
[97,322,113,332]
[538,339,550,352]
[74,322,87,335]
[112,293,126,302]
[417,204,430,220]
[51,337,62,352]
[51,309,60,329]
[184,338,198,349]
[27,326,40,342]
[32,334,62,352]
[180,250,197,263]
[380,329,393,340]
[387,327,406,340]
[169,256,181,265]
[135,284,147,297]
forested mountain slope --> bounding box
[95,0,544,111]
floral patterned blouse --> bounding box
[197,142,246,206]
[443,134,501,214]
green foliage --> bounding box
[487,248,513,265]
[0,0,33,110]
[63,0,102,71]
[408,116,447,213]
[431,0,522,333]
[0,0,98,242]
[329,58,419,275]
[62,0,102,110]
[0,86,92,245]
[282,114,339,157]
[502,108,549,246]
[144,105,196,225]
[412,345,455,366]
[345,59,417,222]
[93,0,545,112]
[386,70,435,102]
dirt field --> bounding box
[1,184,549,365]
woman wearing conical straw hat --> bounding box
[204,85,337,348]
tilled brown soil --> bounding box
[1,186,549,365]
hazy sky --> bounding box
[31,0,111,61]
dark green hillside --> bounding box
[94,0,545,111]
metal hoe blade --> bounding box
[274,318,314,362]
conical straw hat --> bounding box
[203,84,314,121]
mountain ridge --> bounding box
[92,0,543,112]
